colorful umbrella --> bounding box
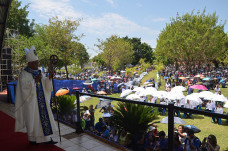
[184,125,201,133]
[91,78,97,81]
[83,80,93,85]
[72,87,80,90]
[202,77,211,81]
[97,91,107,95]
[178,77,186,80]
[190,85,208,90]
[56,88,69,96]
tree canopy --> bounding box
[155,10,228,72]
[123,37,155,65]
[6,0,35,37]
[96,35,134,73]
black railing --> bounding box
[75,91,228,151]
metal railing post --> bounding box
[75,90,83,134]
[168,103,174,151]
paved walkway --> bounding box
[0,94,121,151]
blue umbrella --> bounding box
[163,76,169,79]
[202,77,211,81]
[219,79,225,83]
[184,125,201,133]
[146,79,153,82]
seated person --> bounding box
[212,103,223,124]
[200,135,220,151]
[109,129,118,142]
[176,125,187,146]
[159,98,167,114]
[184,100,194,118]
[174,99,181,116]
[205,100,214,112]
[174,133,184,151]
[94,118,106,135]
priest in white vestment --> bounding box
[15,46,57,144]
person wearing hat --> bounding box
[15,46,57,144]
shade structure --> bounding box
[160,117,186,124]
[56,88,69,96]
[120,89,132,98]
[184,125,201,133]
[190,85,208,90]
[101,113,113,117]
[97,91,107,95]
[83,80,93,85]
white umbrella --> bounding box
[144,87,157,95]
[132,87,145,92]
[153,91,168,98]
[160,117,186,124]
[198,91,214,99]
[101,113,113,117]
[224,102,228,108]
[212,94,228,102]
[126,94,140,101]
[171,86,186,92]
[167,92,185,100]
[186,93,202,107]
[120,89,132,98]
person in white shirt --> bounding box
[174,99,181,116]
[212,103,223,123]
[205,100,214,112]
[184,100,193,118]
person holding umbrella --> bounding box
[184,129,201,151]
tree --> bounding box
[6,0,35,37]
[45,17,82,79]
[155,9,228,73]
[96,35,134,73]
[73,42,89,69]
[92,53,106,67]
[138,58,151,73]
[123,37,155,65]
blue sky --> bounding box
[21,0,228,58]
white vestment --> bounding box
[15,70,57,143]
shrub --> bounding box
[110,102,157,137]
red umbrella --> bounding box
[73,87,80,90]
[189,85,208,90]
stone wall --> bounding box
[0,47,12,91]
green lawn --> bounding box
[81,70,228,150]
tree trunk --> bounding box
[64,55,69,80]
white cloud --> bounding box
[151,17,166,22]
[30,0,83,20]
[105,0,114,6]
[81,13,160,37]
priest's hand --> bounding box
[35,73,42,82]
[49,70,55,79]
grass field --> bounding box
[81,70,228,150]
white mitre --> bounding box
[25,46,38,62]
